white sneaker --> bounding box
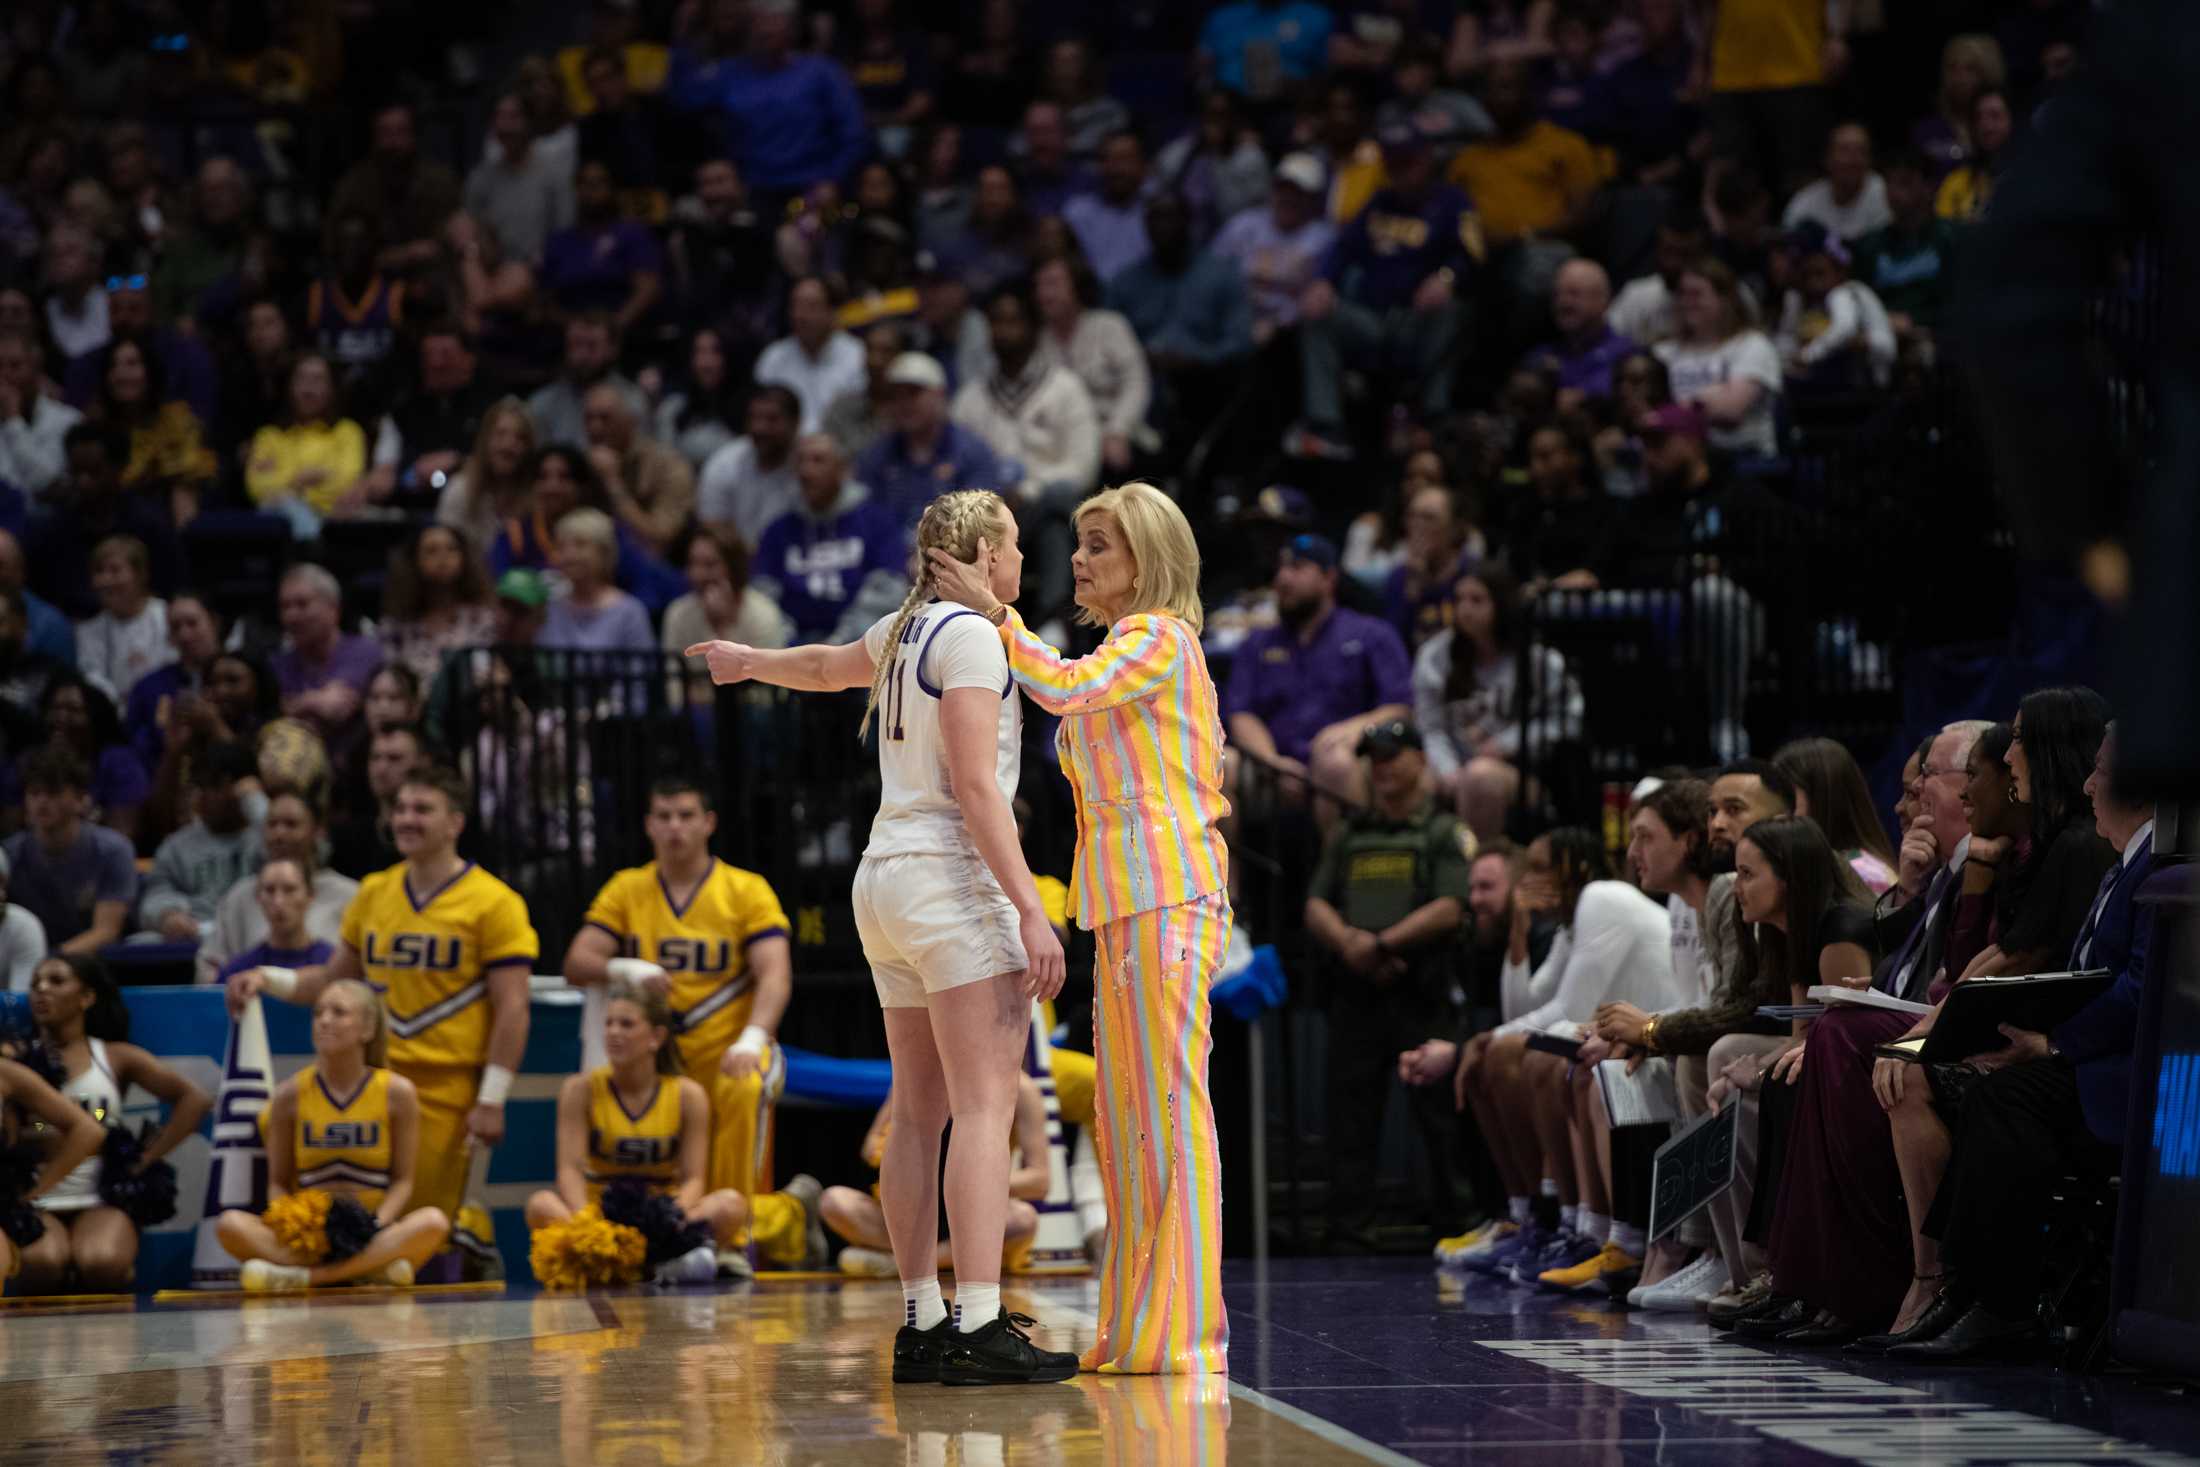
[242,1259,311,1293]
[716,1247,754,1280]
[837,1245,897,1278]
[655,1244,719,1288]
[380,1258,415,1288]
[1638,1251,1728,1312]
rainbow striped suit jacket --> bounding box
[1000,608,1231,929]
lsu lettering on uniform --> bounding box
[581,860,811,1264]
[288,1063,396,1213]
[342,862,538,1236]
[582,1067,684,1201]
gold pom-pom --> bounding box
[529,1206,647,1291]
[264,1190,335,1263]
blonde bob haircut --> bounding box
[1074,481,1204,634]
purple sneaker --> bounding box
[1510,1230,1598,1287]
[1467,1221,1549,1277]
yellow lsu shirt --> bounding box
[289,1062,395,1210]
[584,1067,685,1192]
[342,863,540,1072]
[583,860,789,1071]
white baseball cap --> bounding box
[1275,152,1327,195]
[884,352,948,391]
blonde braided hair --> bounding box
[859,490,1012,740]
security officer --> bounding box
[1305,719,1474,1251]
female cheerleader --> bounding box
[18,954,210,1293]
[216,978,453,1289]
[524,977,747,1287]
[926,481,1233,1376]
[689,489,1075,1387]
[0,1056,105,1284]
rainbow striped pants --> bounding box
[1085,892,1232,1375]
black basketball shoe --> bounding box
[893,1318,955,1384]
[938,1311,1080,1386]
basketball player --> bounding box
[563,777,823,1275]
[688,489,1077,1387]
[226,764,536,1271]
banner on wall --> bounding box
[190,997,273,1288]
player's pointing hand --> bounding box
[686,640,758,685]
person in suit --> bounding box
[1882,722,2163,1360]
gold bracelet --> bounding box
[1641,1015,1661,1054]
[982,602,1009,626]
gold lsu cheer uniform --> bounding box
[583,859,808,1264]
[581,1066,684,1202]
[286,1062,396,1213]
[342,862,539,1227]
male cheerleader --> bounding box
[227,764,535,1271]
[562,776,825,1274]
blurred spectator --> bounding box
[1608,213,1709,347]
[657,327,748,471]
[492,570,551,650]
[1292,126,1476,458]
[437,398,539,554]
[97,334,217,524]
[11,671,150,844]
[1703,0,1841,194]
[1506,414,1616,589]
[3,749,134,955]
[1412,563,1580,842]
[1156,92,1272,243]
[364,665,425,739]
[329,723,423,879]
[1444,0,1557,76]
[1199,1,1337,99]
[0,846,48,989]
[308,211,409,393]
[1854,149,1956,344]
[1012,103,1093,220]
[57,3,148,122]
[698,385,802,546]
[0,326,80,498]
[541,161,665,335]
[840,0,936,155]
[1378,485,1479,651]
[661,523,790,678]
[446,211,549,387]
[213,298,293,461]
[1595,0,1697,182]
[485,446,684,615]
[542,508,654,653]
[245,354,366,530]
[0,534,66,680]
[667,0,868,204]
[1063,132,1154,284]
[1377,37,1496,153]
[1773,228,1895,389]
[752,434,909,644]
[579,45,694,216]
[1914,35,2003,180]
[1446,61,1603,259]
[528,313,650,448]
[1771,735,1898,894]
[1781,123,1890,243]
[41,222,111,364]
[1042,38,1131,163]
[139,740,263,944]
[151,158,254,330]
[583,383,694,554]
[464,91,576,267]
[912,261,994,389]
[1593,350,1673,497]
[557,0,670,116]
[271,564,382,745]
[1996,3,2085,108]
[757,278,866,434]
[367,326,499,511]
[1654,258,1782,460]
[28,424,179,619]
[669,158,783,356]
[75,535,171,698]
[856,352,1012,532]
[1211,153,1338,345]
[821,323,906,460]
[325,102,462,279]
[928,167,1033,300]
[941,0,1035,129]
[122,591,221,770]
[1224,533,1413,808]
[1519,259,1635,402]
[836,216,922,335]
[1035,258,1149,478]
[195,790,358,986]
[0,585,65,724]
[72,277,219,426]
[378,524,498,688]
[1935,88,2012,223]
[1107,193,1254,449]
[96,123,169,266]
[1342,458,1457,586]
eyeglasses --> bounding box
[105,275,149,293]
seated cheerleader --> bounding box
[18,954,210,1293]
[0,1055,107,1285]
[526,978,747,1288]
[822,1072,1050,1278]
[217,978,453,1290]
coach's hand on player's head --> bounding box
[925,547,996,614]
[225,967,266,1016]
[1018,910,1066,1002]
[686,640,758,685]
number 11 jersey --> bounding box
[860,602,1021,861]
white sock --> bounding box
[955,1282,1000,1332]
[903,1276,947,1330]
[1559,1204,1578,1234]
[1508,1196,1530,1224]
[1612,1222,1646,1256]
[1578,1211,1610,1244]
[1539,1177,1561,1197]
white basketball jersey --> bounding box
[861,602,1022,860]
